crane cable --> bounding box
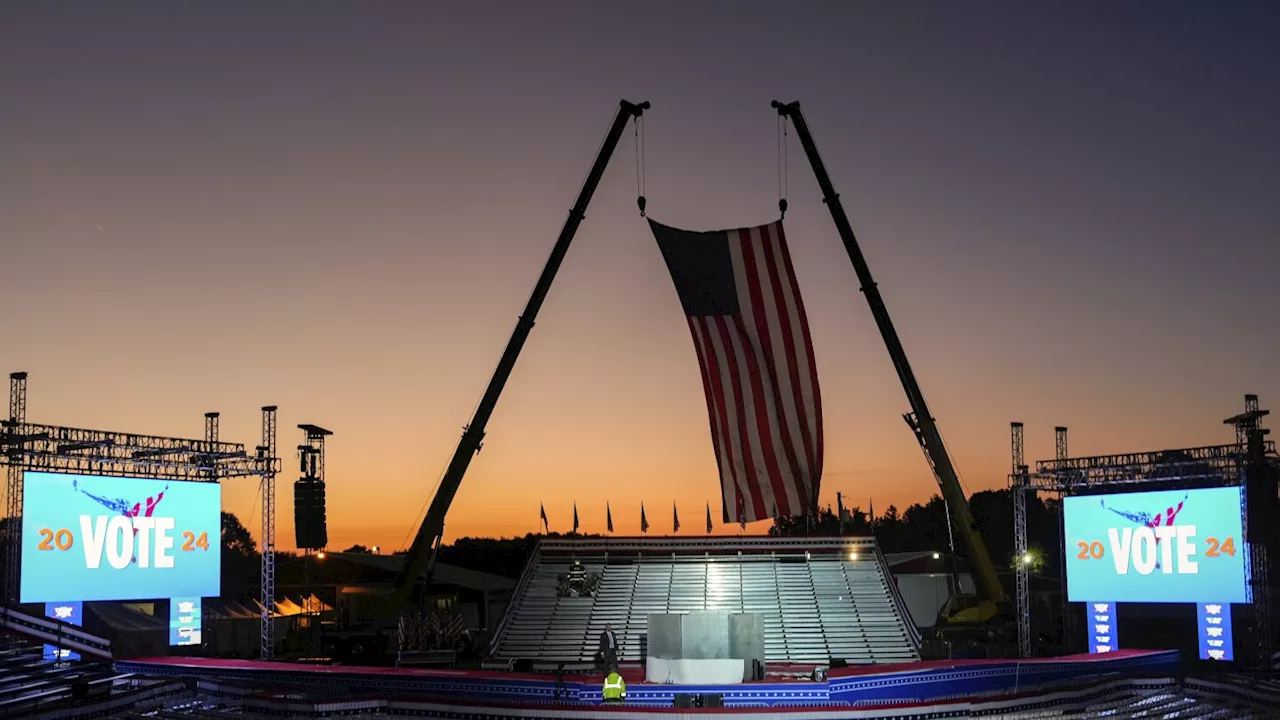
[635,114,647,216]
[777,115,789,219]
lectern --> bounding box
[646,611,765,684]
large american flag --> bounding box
[648,219,823,523]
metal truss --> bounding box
[1012,399,1278,666]
[3,422,272,481]
[1010,422,1030,658]
[260,407,278,660]
[0,373,281,658]
[1027,442,1270,490]
[3,373,28,616]
[1251,543,1271,666]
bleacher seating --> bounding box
[0,644,138,718]
[489,536,921,665]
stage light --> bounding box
[932,552,940,560]
[317,552,326,560]
[848,551,858,561]
[1022,553,1032,564]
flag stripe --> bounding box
[710,315,768,519]
[757,224,815,489]
[690,318,741,523]
[727,229,791,514]
[699,315,751,522]
[754,223,815,495]
[775,223,823,484]
[688,317,737,523]
[752,225,814,510]
[729,312,791,515]
[720,312,779,517]
[766,222,823,496]
[736,227,807,515]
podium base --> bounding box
[645,657,745,684]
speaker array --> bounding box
[294,478,328,550]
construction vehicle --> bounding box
[326,100,650,661]
[771,102,1012,641]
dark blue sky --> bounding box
[2,2,1276,544]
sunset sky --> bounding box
[3,2,1276,552]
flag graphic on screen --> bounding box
[1101,492,1188,570]
[648,219,823,523]
[73,478,168,566]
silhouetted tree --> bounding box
[842,505,873,534]
[968,489,1059,573]
[342,544,372,554]
[222,512,256,555]
[900,496,953,552]
[768,506,842,536]
[425,532,604,578]
[221,512,260,600]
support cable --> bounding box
[777,116,789,219]
[635,114,647,216]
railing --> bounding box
[538,535,881,557]
[0,606,113,660]
[488,539,544,656]
[397,649,456,668]
[872,543,923,652]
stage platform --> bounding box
[118,649,1180,712]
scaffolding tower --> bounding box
[297,423,332,627]
[260,406,278,659]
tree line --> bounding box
[0,488,1063,605]
[769,490,1061,573]
[213,488,1062,595]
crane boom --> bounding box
[393,100,650,605]
[771,100,1007,608]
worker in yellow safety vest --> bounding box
[602,670,626,704]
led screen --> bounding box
[44,601,83,661]
[21,471,221,603]
[1086,601,1116,654]
[1197,602,1233,661]
[1064,486,1247,604]
[170,597,202,646]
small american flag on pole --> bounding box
[649,219,823,524]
